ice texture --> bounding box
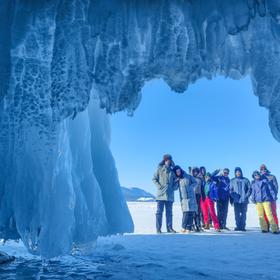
[1,0,280,257]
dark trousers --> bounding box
[156,201,173,231]
[182,211,195,230]
[194,194,202,230]
[217,199,229,229]
[234,203,248,230]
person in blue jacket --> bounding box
[212,168,231,230]
[230,167,251,231]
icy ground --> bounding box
[0,202,280,280]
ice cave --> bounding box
[0,0,280,258]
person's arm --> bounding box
[272,176,279,195]
[211,169,220,178]
[245,180,252,199]
[225,179,230,192]
[173,174,179,191]
[209,181,218,202]
[189,175,197,189]
[229,180,234,204]
[152,168,161,189]
[229,179,234,194]
[267,180,277,201]
[250,184,256,204]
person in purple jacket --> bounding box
[251,171,279,234]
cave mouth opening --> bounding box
[111,76,280,195]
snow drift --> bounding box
[0,0,280,257]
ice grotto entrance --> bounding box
[111,76,280,196]
[2,0,280,259]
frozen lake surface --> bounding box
[0,202,279,279]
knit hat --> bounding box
[205,172,212,178]
[192,167,200,177]
[223,168,230,174]
[252,170,261,179]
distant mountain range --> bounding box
[121,187,155,202]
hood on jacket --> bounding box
[234,167,243,178]
[252,170,261,179]
[205,172,212,182]
[192,167,200,177]
[200,166,206,175]
[174,165,184,178]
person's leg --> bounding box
[196,194,202,229]
[219,200,226,229]
[263,202,279,233]
[156,201,164,232]
[194,194,202,230]
[271,201,279,226]
[165,201,173,231]
[182,211,187,230]
[216,200,223,228]
[208,199,220,229]
[256,202,268,232]
[200,198,205,227]
[240,203,248,230]
[223,199,229,228]
[200,198,209,227]
[234,203,241,230]
[186,211,195,230]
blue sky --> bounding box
[111,76,280,195]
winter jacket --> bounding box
[178,172,198,212]
[230,177,252,204]
[153,164,178,202]
[199,174,206,201]
[212,171,230,201]
[262,173,278,197]
[193,176,202,195]
[205,181,219,201]
[251,178,277,203]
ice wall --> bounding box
[1,0,280,257]
[0,94,133,258]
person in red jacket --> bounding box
[260,164,278,226]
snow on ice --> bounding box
[0,202,280,279]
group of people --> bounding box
[152,154,279,234]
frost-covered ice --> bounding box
[0,97,134,258]
[1,202,280,279]
[1,0,280,257]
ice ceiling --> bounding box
[0,0,280,257]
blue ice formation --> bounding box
[0,0,280,257]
